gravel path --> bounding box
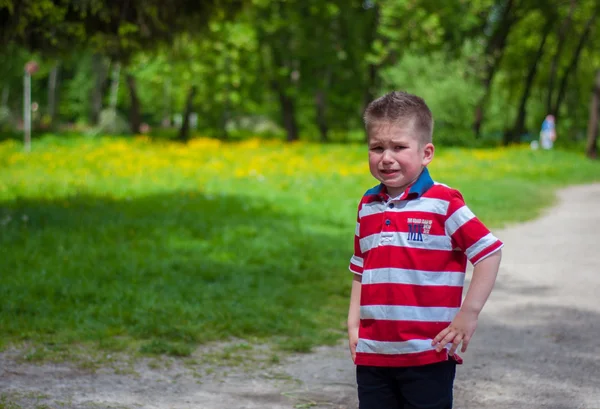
[2,183,599,409]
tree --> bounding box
[90,53,109,124]
[0,1,83,50]
[508,12,554,143]
[153,15,261,141]
[472,0,520,137]
[79,0,244,134]
[253,0,302,142]
[2,0,244,133]
[177,85,197,142]
[552,5,598,120]
[546,0,577,115]
[250,0,378,142]
[586,69,600,159]
[47,61,60,127]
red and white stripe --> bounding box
[350,182,503,367]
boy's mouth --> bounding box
[381,169,400,175]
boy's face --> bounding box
[368,123,434,198]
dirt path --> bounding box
[2,183,600,409]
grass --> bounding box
[0,134,599,358]
[0,392,53,409]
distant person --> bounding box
[347,91,503,409]
[540,114,556,150]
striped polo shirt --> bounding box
[349,167,503,367]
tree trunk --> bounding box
[338,2,379,142]
[547,0,577,114]
[275,83,298,142]
[109,62,121,111]
[90,54,108,124]
[362,63,379,141]
[509,20,553,144]
[47,62,59,127]
[255,2,300,143]
[362,4,381,140]
[473,0,516,137]
[23,71,31,152]
[177,85,197,142]
[553,10,597,119]
[1,85,9,107]
[220,55,231,141]
[586,69,600,159]
[315,66,332,143]
[315,89,328,142]
[363,63,378,116]
[162,78,171,127]
[269,42,298,142]
[220,103,230,140]
[126,73,141,134]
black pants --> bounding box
[357,361,456,409]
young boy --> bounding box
[347,91,503,409]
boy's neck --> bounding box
[384,166,429,199]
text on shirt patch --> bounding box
[407,218,432,242]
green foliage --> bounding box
[1,0,599,147]
[59,52,96,122]
[0,0,81,51]
[381,48,484,143]
[0,106,14,131]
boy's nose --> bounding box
[382,149,394,162]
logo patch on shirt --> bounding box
[407,218,432,242]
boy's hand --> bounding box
[432,250,501,356]
[348,327,359,363]
[431,310,478,356]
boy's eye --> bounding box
[395,145,406,150]
[370,147,383,152]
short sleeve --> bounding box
[349,203,364,275]
[445,190,503,265]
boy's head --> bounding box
[364,91,434,146]
[364,91,435,198]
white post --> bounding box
[24,71,31,153]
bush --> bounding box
[0,106,15,132]
[225,115,283,140]
[87,108,130,136]
[434,128,477,147]
[380,50,484,136]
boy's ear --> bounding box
[422,143,435,166]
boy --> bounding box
[347,91,503,409]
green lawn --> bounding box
[1,135,599,357]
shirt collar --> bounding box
[407,167,434,198]
[375,167,434,201]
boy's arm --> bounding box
[432,249,502,355]
[347,273,362,363]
